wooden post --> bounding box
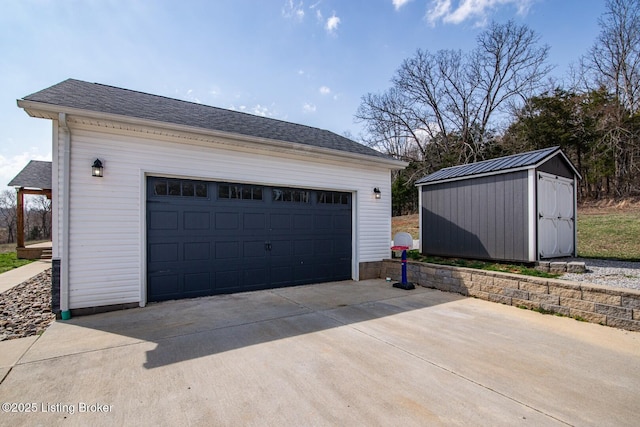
[16,188,25,249]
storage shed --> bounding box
[415,147,581,263]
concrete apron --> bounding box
[0,279,639,426]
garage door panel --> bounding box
[294,240,314,255]
[270,239,291,256]
[334,214,351,230]
[215,241,240,259]
[215,212,240,230]
[148,274,180,300]
[270,213,291,230]
[244,212,266,229]
[244,240,268,258]
[184,242,210,260]
[184,211,210,230]
[293,214,313,230]
[149,243,179,262]
[335,238,352,256]
[243,267,269,287]
[315,215,333,229]
[184,272,211,293]
[314,239,334,255]
[215,270,240,289]
[147,178,351,302]
[271,266,293,285]
[293,264,315,282]
[149,211,178,230]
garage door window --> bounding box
[218,184,263,200]
[273,188,310,203]
[319,191,349,204]
[153,178,208,198]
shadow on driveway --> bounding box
[25,279,462,369]
[4,279,640,425]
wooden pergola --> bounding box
[7,160,52,259]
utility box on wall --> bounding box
[415,146,581,263]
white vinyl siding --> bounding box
[59,123,392,309]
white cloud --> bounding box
[251,104,270,117]
[319,86,331,95]
[209,85,220,97]
[325,13,340,34]
[229,103,280,118]
[282,0,305,21]
[426,0,533,26]
[302,102,317,113]
[393,0,413,11]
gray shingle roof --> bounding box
[416,146,569,185]
[21,79,391,160]
[8,160,52,189]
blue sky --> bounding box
[1,0,605,190]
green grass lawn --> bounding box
[577,211,640,261]
[0,252,34,274]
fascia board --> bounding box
[414,165,535,187]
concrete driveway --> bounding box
[1,279,639,426]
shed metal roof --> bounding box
[20,79,395,162]
[8,160,52,189]
[416,146,580,185]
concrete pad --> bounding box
[0,260,51,294]
[22,288,311,363]
[324,293,640,425]
[0,336,38,382]
[0,279,639,426]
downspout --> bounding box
[59,113,71,320]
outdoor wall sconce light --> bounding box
[373,187,381,199]
[92,159,104,177]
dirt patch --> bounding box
[579,197,640,215]
[392,213,419,239]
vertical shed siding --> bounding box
[421,171,529,262]
[61,124,391,309]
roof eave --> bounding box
[416,149,582,187]
[415,164,536,187]
[18,99,408,170]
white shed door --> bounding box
[537,172,575,258]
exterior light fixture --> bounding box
[373,187,381,199]
[92,159,104,177]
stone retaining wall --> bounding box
[379,259,640,332]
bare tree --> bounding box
[356,20,550,166]
[27,195,52,240]
[589,0,640,114]
[0,190,18,244]
[584,0,640,195]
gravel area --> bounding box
[0,268,55,341]
[560,258,640,290]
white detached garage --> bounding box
[18,79,406,317]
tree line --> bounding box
[0,190,52,244]
[356,0,640,215]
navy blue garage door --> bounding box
[147,178,352,302]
